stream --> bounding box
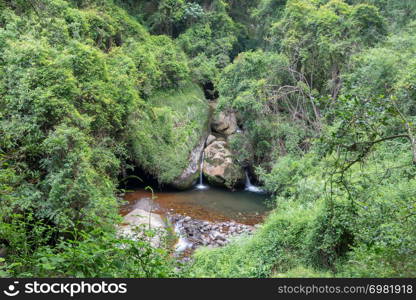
[121,185,270,225]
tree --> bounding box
[271,0,385,100]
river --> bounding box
[121,185,271,225]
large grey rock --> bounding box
[122,208,165,229]
[119,208,166,247]
[203,140,244,189]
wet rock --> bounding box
[214,232,226,241]
[217,240,226,246]
[168,213,255,253]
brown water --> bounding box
[121,187,271,225]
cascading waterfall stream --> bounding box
[196,150,208,190]
[244,169,264,193]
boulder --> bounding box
[212,111,238,136]
[119,208,166,247]
[203,140,244,189]
[122,208,165,229]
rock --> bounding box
[206,134,216,146]
[171,129,209,190]
[168,213,256,253]
[203,140,244,189]
[118,208,166,247]
[217,240,226,246]
[213,231,226,241]
[122,208,165,229]
[212,110,238,136]
[131,197,159,212]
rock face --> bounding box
[203,140,244,189]
[171,131,208,190]
[212,110,238,136]
[206,134,216,146]
[119,208,166,247]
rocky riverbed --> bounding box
[168,213,256,251]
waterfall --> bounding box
[196,150,208,190]
[174,222,193,252]
[244,169,263,193]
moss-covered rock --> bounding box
[171,128,209,190]
[129,83,210,186]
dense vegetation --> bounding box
[1,0,415,277]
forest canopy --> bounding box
[0,0,415,278]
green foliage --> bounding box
[0,0,199,278]
[0,215,175,277]
[251,0,287,46]
[257,153,322,198]
[189,200,321,277]
[343,22,416,116]
[39,125,119,229]
[349,0,416,31]
[272,0,386,96]
[217,50,289,115]
[217,50,312,169]
[2,0,416,279]
[191,142,416,278]
[124,35,190,96]
[177,1,242,83]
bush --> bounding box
[188,200,321,278]
[0,217,175,278]
[0,0,197,277]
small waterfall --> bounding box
[196,150,208,190]
[174,222,193,252]
[244,169,263,193]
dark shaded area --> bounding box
[118,160,161,191]
[202,81,219,100]
[118,160,190,192]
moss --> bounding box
[129,82,209,184]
